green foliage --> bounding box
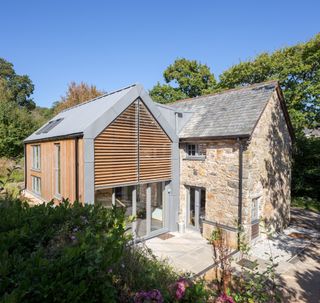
[0,199,130,302]
[0,59,52,158]
[150,58,217,104]
[292,134,320,201]
[0,58,35,109]
[111,245,179,301]
[218,34,320,130]
[291,196,320,213]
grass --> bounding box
[292,196,320,213]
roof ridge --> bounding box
[59,83,137,114]
[170,80,279,104]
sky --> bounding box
[1,0,319,108]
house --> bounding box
[24,80,293,246]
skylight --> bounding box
[36,118,64,135]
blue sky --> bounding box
[1,0,319,108]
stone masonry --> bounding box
[179,90,292,248]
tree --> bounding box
[0,58,35,109]
[0,60,46,158]
[218,34,320,130]
[150,58,217,104]
[0,87,41,158]
[53,82,104,114]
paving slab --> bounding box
[145,230,215,274]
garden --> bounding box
[0,197,281,303]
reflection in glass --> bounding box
[115,186,134,231]
[150,182,164,232]
[189,187,195,226]
[95,188,113,208]
[136,184,147,237]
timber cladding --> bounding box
[25,138,84,203]
[94,99,172,188]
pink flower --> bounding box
[216,293,235,303]
[174,278,189,300]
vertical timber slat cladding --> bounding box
[94,99,172,188]
[25,138,84,203]
[94,102,139,187]
[138,101,172,182]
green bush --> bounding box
[112,245,179,301]
[0,198,130,302]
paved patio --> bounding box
[145,230,216,274]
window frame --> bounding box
[31,176,41,195]
[185,143,206,160]
[251,197,260,223]
[32,145,41,171]
[54,143,61,198]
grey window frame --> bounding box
[185,143,206,160]
[32,145,41,170]
[31,176,41,195]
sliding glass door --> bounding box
[95,181,167,238]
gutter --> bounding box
[180,134,250,142]
[24,132,83,144]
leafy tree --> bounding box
[218,34,320,130]
[150,58,217,104]
[292,133,320,200]
[53,81,104,114]
[0,58,35,109]
[0,61,46,158]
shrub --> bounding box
[0,198,130,302]
[111,245,179,301]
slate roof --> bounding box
[169,81,279,139]
[24,84,137,142]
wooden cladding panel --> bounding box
[25,138,84,203]
[94,102,138,187]
[94,99,172,188]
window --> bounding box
[36,118,64,135]
[54,144,61,196]
[251,197,259,222]
[31,176,41,195]
[186,144,206,159]
[32,145,41,170]
[94,182,167,238]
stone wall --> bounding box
[242,91,292,238]
[179,140,240,247]
[178,91,292,247]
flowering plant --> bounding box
[216,293,235,303]
[173,278,189,300]
[134,289,164,303]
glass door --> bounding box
[187,186,206,231]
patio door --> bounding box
[186,186,206,231]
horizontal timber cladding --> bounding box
[94,99,172,187]
[138,101,171,182]
[94,101,139,186]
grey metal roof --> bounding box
[24,84,137,142]
[169,81,278,139]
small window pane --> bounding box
[32,145,41,170]
[55,144,61,196]
[32,176,41,195]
